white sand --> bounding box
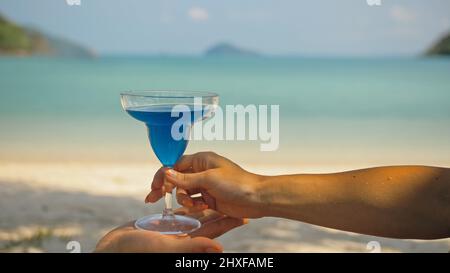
[0,162,449,253]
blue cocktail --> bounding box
[120,91,219,234]
[126,105,208,167]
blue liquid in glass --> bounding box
[126,104,207,167]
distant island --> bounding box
[426,32,450,56]
[204,42,259,57]
[0,13,95,58]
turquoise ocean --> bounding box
[0,56,449,167]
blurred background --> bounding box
[0,0,449,252]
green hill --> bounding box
[0,13,95,58]
[426,32,450,56]
[0,14,32,54]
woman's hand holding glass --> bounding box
[146,152,266,219]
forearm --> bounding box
[255,166,450,239]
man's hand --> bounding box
[95,208,247,253]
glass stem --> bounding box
[162,168,174,217]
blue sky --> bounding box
[1,0,449,56]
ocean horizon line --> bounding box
[4,53,447,61]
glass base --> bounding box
[134,214,201,235]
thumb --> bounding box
[174,237,223,253]
[165,169,210,190]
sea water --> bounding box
[1,56,449,164]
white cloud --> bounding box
[188,7,209,22]
[390,5,416,24]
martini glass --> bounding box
[120,91,219,234]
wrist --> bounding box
[253,174,298,218]
[250,174,276,218]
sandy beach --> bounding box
[1,161,448,253]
